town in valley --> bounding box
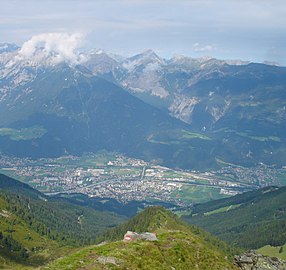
[0,152,285,207]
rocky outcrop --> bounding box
[234,250,286,270]
[123,231,158,241]
[97,256,122,266]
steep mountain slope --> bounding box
[86,51,286,168]
[0,51,219,169]
[0,193,60,268]
[86,49,286,129]
[45,207,238,270]
[1,46,286,169]
[183,63,286,164]
[0,174,125,268]
[0,172,43,198]
[183,186,286,249]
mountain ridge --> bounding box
[1,45,286,170]
[0,174,285,269]
[183,185,286,249]
[45,206,239,270]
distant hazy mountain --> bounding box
[85,49,286,131]
[0,43,19,54]
[0,48,208,169]
[0,45,286,169]
[83,49,286,168]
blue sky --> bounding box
[1,0,286,64]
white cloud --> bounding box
[1,1,285,64]
[193,43,214,52]
[18,32,86,65]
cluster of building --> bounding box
[0,153,285,207]
[215,165,280,186]
[88,179,183,204]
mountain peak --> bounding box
[90,48,105,55]
[141,49,157,57]
[128,49,162,62]
[16,46,86,66]
[48,206,237,270]
[0,43,19,54]
[98,206,188,243]
[123,49,165,72]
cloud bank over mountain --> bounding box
[18,33,86,64]
[1,1,285,65]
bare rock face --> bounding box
[97,256,122,266]
[234,250,286,270]
[123,231,158,242]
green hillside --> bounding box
[258,243,286,260]
[0,192,61,268]
[183,186,286,249]
[0,175,239,270]
[45,207,239,270]
[0,174,125,269]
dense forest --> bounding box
[183,186,286,249]
[0,174,125,265]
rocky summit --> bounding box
[234,251,286,270]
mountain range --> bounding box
[0,43,286,170]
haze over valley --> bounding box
[1,1,286,269]
[1,38,286,210]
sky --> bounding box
[1,0,286,65]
